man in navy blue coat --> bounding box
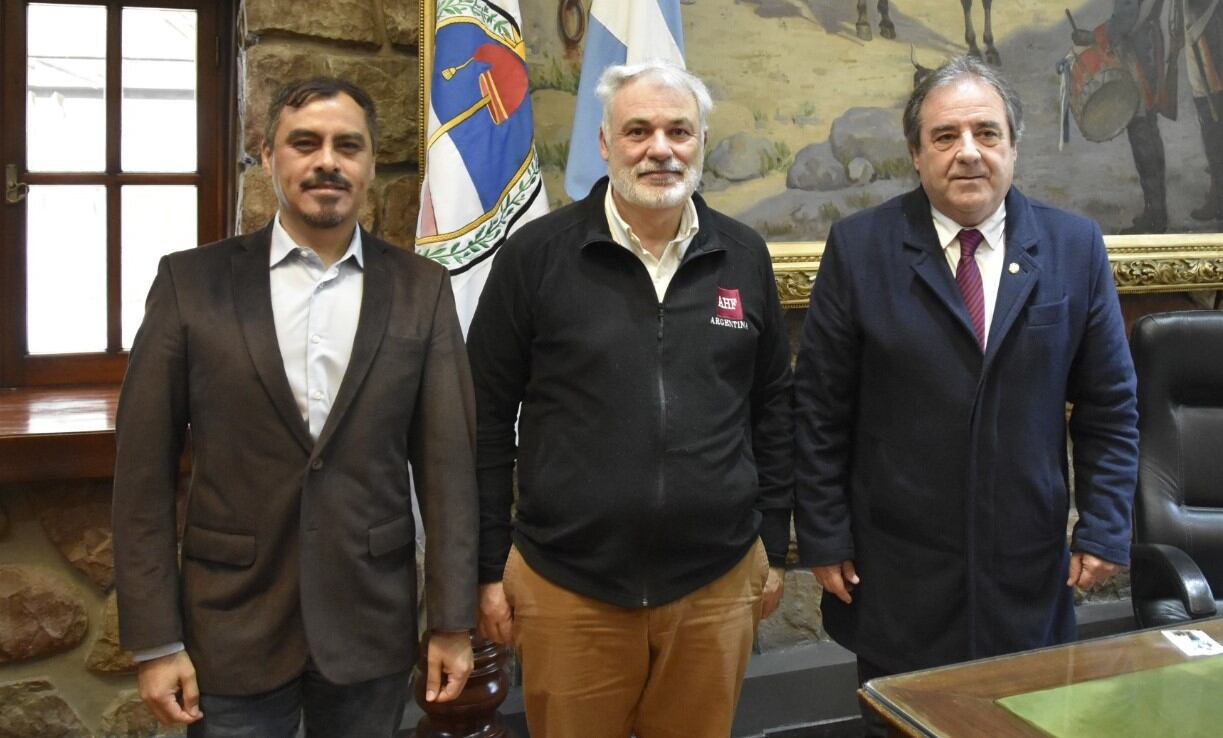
[794,56,1139,735]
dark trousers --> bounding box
[856,656,894,738]
[1124,111,1167,232]
[186,664,410,738]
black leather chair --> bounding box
[1131,310,1223,627]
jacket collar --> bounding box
[901,186,1041,361]
[232,222,392,455]
[577,177,726,261]
[313,229,391,455]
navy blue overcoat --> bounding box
[794,186,1139,673]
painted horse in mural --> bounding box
[855,0,1001,65]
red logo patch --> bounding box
[716,287,744,320]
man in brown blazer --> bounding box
[112,78,478,737]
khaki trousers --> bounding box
[503,539,770,738]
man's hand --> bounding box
[1068,552,1120,590]
[137,650,202,726]
[425,630,474,703]
[761,566,786,618]
[812,560,860,605]
[477,581,514,645]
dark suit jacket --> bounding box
[112,223,478,695]
[794,187,1139,673]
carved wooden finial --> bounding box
[413,634,515,738]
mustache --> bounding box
[301,171,352,190]
[635,160,685,176]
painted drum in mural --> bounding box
[1070,23,1141,143]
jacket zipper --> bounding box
[644,302,667,606]
[615,242,721,608]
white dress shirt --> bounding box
[604,188,700,301]
[268,215,364,440]
[931,203,1006,349]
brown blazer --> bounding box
[112,224,478,695]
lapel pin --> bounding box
[1008,262,1020,274]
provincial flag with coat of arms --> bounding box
[416,0,549,334]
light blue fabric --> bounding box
[564,0,686,200]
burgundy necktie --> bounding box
[956,228,986,349]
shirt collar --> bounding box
[603,186,700,258]
[930,202,1006,252]
[269,214,365,269]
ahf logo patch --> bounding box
[711,287,749,330]
[716,287,743,320]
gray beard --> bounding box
[610,158,702,210]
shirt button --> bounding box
[311,334,321,344]
[312,390,323,400]
[310,458,323,470]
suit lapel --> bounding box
[313,230,392,453]
[232,225,313,452]
[983,189,1041,367]
[902,189,984,349]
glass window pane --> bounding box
[27,186,108,355]
[122,8,197,172]
[26,4,108,172]
[121,186,197,348]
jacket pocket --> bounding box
[181,525,256,567]
[368,514,413,557]
[1026,297,1068,326]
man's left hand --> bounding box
[761,566,785,618]
[1067,552,1120,590]
[425,630,474,703]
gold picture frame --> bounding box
[769,234,1223,309]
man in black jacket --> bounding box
[466,60,793,738]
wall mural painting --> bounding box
[506,0,1223,298]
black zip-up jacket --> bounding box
[468,178,793,608]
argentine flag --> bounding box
[564,0,686,200]
[416,0,549,335]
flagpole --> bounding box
[418,0,436,177]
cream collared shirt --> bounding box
[931,203,1006,349]
[604,187,700,302]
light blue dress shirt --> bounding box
[268,216,364,440]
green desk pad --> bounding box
[996,655,1223,738]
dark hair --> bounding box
[902,56,1023,151]
[263,77,380,152]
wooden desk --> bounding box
[861,618,1223,737]
[0,385,120,483]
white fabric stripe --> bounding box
[591,0,684,64]
[423,106,484,233]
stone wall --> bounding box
[0,482,181,737]
[237,0,423,246]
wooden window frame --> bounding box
[0,0,236,387]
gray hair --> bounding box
[595,60,714,134]
[902,56,1023,151]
